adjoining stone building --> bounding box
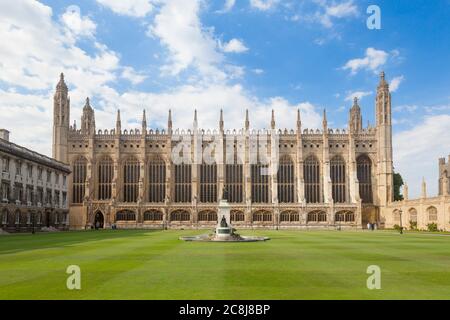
[383,157,450,231]
[0,129,71,232]
[52,72,400,230]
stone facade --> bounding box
[0,130,71,232]
[383,160,450,231]
[52,72,397,230]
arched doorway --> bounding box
[94,211,104,229]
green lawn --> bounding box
[0,229,449,299]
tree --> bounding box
[393,172,404,201]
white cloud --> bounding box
[343,48,389,75]
[221,0,236,12]
[389,75,404,92]
[96,0,153,17]
[325,1,358,18]
[147,0,226,81]
[121,67,147,85]
[61,6,96,39]
[314,0,358,28]
[424,104,450,113]
[394,114,450,198]
[393,104,418,113]
[252,68,264,75]
[344,91,372,101]
[250,0,278,11]
[221,38,249,53]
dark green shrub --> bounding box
[427,223,438,232]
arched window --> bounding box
[116,210,136,221]
[393,209,401,222]
[148,156,166,203]
[98,156,113,200]
[307,210,327,222]
[174,163,192,202]
[123,157,140,202]
[170,210,190,221]
[331,155,346,203]
[409,208,417,222]
[231,210,245,222]
[251,163,269,203]
[200,162,217,203]
[225,156,243,203]
[252,210,272,222]
[357,155,372,203]
[144,210,163,221]
[427,206,438,221]
[198,210,217,222]
[280,210,299,222]
[72,156,87,204]
[277,155,295,203]
[304,155,321,203]
[335,210,354,222]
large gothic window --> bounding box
[123,157,140,202]
[148,156,166,203]
[98,156,113,200]
[174,163,191,202]
[277,155,295,203]
[200,162,217,203]
[251,163,269,203]
[72,156,87,204]
[304,155,321,203]
[357,155,373,203]
[331,155,346,203]
[225,158,243,203]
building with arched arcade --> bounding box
[383,158,450,231]
[50,71,449,231]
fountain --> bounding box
[179,188,270,242]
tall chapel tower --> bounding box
[375,71,394,206]
[52,73,70,163]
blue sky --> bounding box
[0,0,449,197]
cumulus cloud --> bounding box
[344,91,372,101]
[342,47,389,75]
[221,39,249,53]
[60,6,96,39]
[394,114,450,198]
[389,75,404,92]
[221,0,236,12]
[121,67,147,85]
[250,0,278,11]
[314,0,358,28]
[96,0,153,17]
[147,0,226,81]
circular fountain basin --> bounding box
[179,234,270,242]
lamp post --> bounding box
[399,209,403,234]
